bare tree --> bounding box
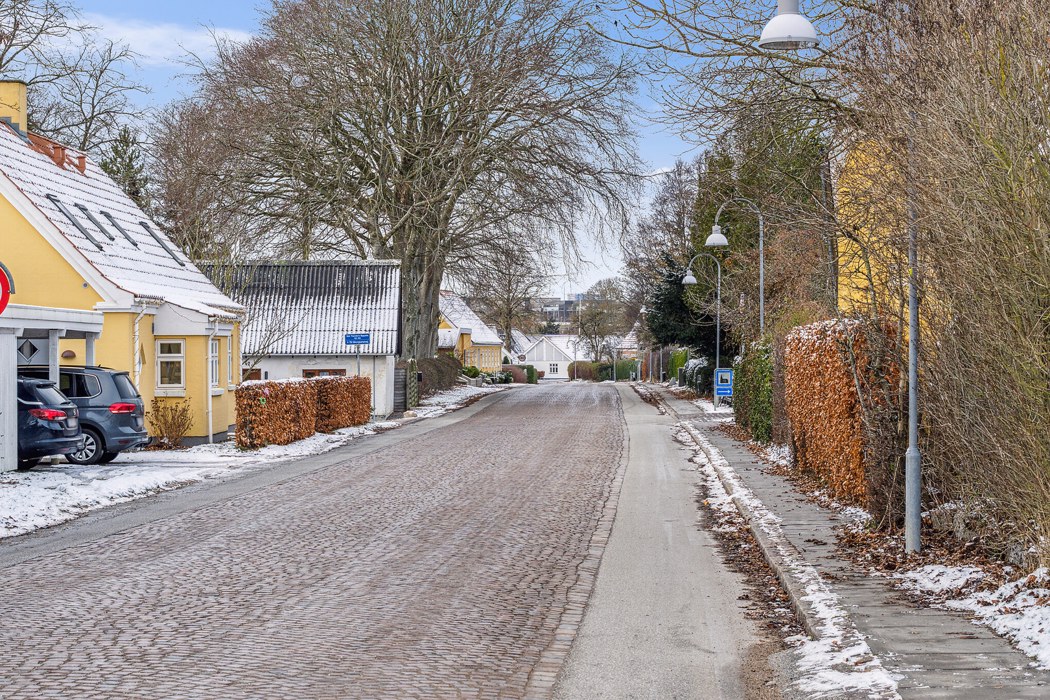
[159,0,640,359]
[0,0,145,152]
[578,277,628,361]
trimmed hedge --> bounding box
[523,364,538,384]
[597,359,637,381]
[735,342,774,443]
[236,377,372,449]
[502,364,527,383]
[784,321,868,504]
[419,355,462,397]
[668,348,690,383]
[567,361,598,380]
[316,376,372,433]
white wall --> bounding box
[522,339,572,379]
[252,354,396,417]
[0,330,16,471]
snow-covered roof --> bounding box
[509,329,535,355]
[0,125,241,318]
[439,291,502,346]
[545,334,583,359]
[217,261,401,356]
[438,327,462,350]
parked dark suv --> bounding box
[19,366,148,465]
[17,378,83,470]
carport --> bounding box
[0,303,104,472]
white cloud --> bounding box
[84,13,253,67]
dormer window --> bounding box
[100,211,138,247]
[75,204,115,241]
[46,194,103,250]
[139,221,186,267]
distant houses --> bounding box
[438,290,503,372]
[214,261,401,416]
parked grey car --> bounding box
[18,366,148,465]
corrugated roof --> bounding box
[216,261,401,356]
[0,125,241,318]
[439,291,502,346]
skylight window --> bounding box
[139,221,186,267]
[45,194,103,250]
[75,204,115,241]
[99,211,138,247]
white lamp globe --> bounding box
[682,271,698,286]
[758,0,819,50]
[705,225,729,248]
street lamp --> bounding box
[682,253,722,401]
[759,0,819,50]
[755,4,921,554]
[711,197,766,335]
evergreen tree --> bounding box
[100,126,150,212]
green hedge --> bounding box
[523,364,538,384]
[668,348,689,383]
[734,341,774,443]
[597,359,638,381]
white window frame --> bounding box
[549,363,558,375]
[156,339,186,392]
[227,339,234,386]
[210,338,220,388]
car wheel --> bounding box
[68,428,104,465]
[98,451,120,464]
[17,458,41,471]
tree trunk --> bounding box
[400,243,444,360]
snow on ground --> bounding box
[413,383,506,418]
[899,565,1050,668]
[674,421,901,699]
[1,384,506,540]
[694,397,734,418]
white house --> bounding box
[519,334,581,380]
[219,261,401,416]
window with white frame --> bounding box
[210,339,220,387]
[156,340,185,388]
[227,340,234,385]
[549,363,558,375]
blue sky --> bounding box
[79,1,696,293]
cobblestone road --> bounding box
[0,384,625,699]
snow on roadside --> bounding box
[413,383,506,418]
[694,397,734,418]
[898,565,1050,668]
[674,421,900,699]
[1,384,505,540]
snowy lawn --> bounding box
[0,384,506,540]
[899,565,1050,668]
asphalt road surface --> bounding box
[0,383,775,699]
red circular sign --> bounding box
[0,264,12,316]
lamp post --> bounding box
[682,253,722,402]
[756,1,922,554]
[709,197,765,335]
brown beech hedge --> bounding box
[784,320,868,505]
[236,376,371,449]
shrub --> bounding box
[668,348,690,383]
[235,380,318,449]
[145,398,194,448]
[596,359,637,381]
[418,355,462,397]
[734,342,774,443]
[567,361,598,380]
[462,365,481,378]
[315,376,371,432]
[502,364,527,383]
[523,364,538,384]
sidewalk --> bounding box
[654,386,1050,699]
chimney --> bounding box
[0,80,28,136]
[75,154,86,174]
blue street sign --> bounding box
[715,368,734,397]
[344,333,371,345]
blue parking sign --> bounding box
[715,368,734,397]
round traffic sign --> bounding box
[0,262,13,316]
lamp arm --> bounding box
[712,196,762,227]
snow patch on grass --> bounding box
[414,384,506,417]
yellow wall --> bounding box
[1,186,239,441]
[0,194,104,311]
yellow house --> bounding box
[437,290,503,372]
[0,80,243,444]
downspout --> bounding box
[132,307,148,390]
[206,319,218,444]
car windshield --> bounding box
[32,384,69,406]
[113,373,140,399]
